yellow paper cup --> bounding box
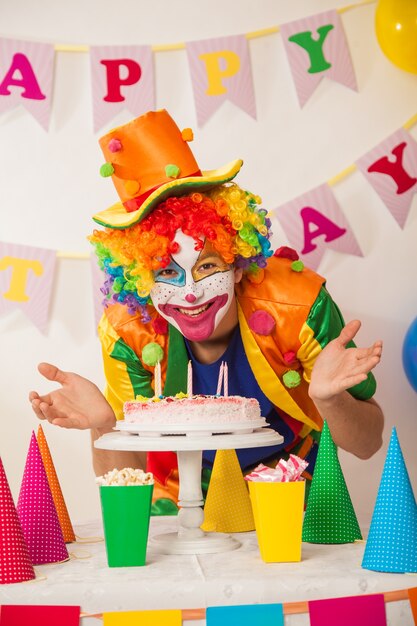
[100,484,153,567]
[248,480,305,563]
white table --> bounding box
[94,426,283,555]
[0,517,415,626]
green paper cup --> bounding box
[99,484,154,567]
[248,480,305,563]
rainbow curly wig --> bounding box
[89,183,273,320]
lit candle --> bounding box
[223,362,229,397]
[154,361,162,397]
[216,362,224,395]
[187,360,193,397]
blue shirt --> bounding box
[185,326,296,470]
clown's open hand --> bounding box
[29,363,116,430]
[308,320,383,402]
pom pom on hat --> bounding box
[291,260,304,272]
[142,342,164,366]
[124,180,141,196]
[108,138,122,153]
[248,310,275,336]
[283,370,301,388]
[165,164,181,179]
[100,162,115,177]
[152,317,168,335]
[181,128,194,142]
[274,246,299,261]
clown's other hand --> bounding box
[308,320,382,402]
[29,363,116,430]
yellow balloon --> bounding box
[375,0,417,74]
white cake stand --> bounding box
[94,425,283,555]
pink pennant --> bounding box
[309,593,387,625]
[90,255,106,330]
[17,432,69,565]
[0,605,80,626]
[0,458,35,584]
[356,128,417,228]
[0,241,57,334]
[0,37,55,130]
[274,184,363,270]
[186,34,256,127]
[280,10,357,107]
[90,45,155,133]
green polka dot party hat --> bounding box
[302,420,362,544]
[362,427,417,573]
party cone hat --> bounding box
[362,427,417,573]
[302,421,362,543]
[0,458,35,584]
[17,432,69,565]
[37,425,75,543]
[201,449,255,533]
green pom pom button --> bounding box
[142,342,164,366]
[283,370,301,389]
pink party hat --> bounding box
[17,432,69,565]
[0,457,35,584]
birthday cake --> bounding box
[123,393,262,426]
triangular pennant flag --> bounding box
[362,427,417,573]
[37,425,75,543]
[17,432,69,565]
[0,458,35,584]
[201,449,255,533]
[302,421,362,543]
[274,184,363,271]
[0,241,57,334]
[186,34,256,127]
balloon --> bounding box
[402,317,417,392]
[375,0,417,74]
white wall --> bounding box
[1,0,416,527]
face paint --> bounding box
[151,231,236,342]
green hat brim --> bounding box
[93,159,243,229]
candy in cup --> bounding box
[246,455,308,563]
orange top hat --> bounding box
[93,109,243,229]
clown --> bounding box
[30,110,384,515]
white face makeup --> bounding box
[150,231,236,342]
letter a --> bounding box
[300,206,346,254]
[0,53,46,100]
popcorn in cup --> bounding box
[246,455,308,563]
[97,468,154,567]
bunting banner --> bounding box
[0,114,416,333]
[273,183,363,270]
[90,45,155,133]
[0,37,55,130]
[280,10,357,108]
[356,128,417,228]
[0,242,56,334]
[0,2,408,130]
[206,603,284,626]
[186,34,256,127]
[103,609,182,625]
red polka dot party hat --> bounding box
[37,425,75,543]
[17,432,69,565]
[0,457,35,584]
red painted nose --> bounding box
[185,293,197,303]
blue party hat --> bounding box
[362,427,417,573]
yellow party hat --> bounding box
[201,450,255,533]
[37,425,76,543]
